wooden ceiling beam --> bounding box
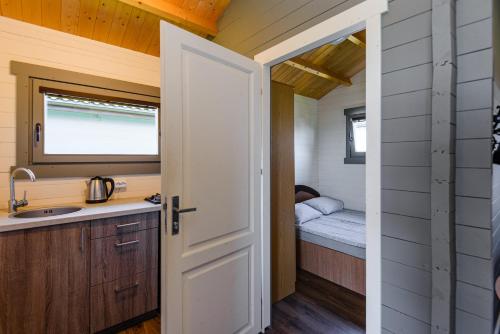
[347,35,366,48]
[284,58,352,86]
[117,0,219,36]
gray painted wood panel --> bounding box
[236,0,362,55]
[456,225,492,259]
[382,166,431,193]
[383,142,431,167]
[456,18,493,55]
[457,253,492,289]
[382,63,433,96]
[455,196,491,229]
[456,109,492,139]
[382,11,432,51]
[457,49,493,83]
[382,236,431,270]
[455,310,491,334]
[382,259,432,297]
[382,89,432,119]
[382,37,432,74]
[455,168,491,198]
[457,78,493,111]
[215,0,362,57]
[382,282,431,323]
[456,139,492,168]
[382,0,431,28]
[382,115,431,143]
[456,0,492,27]
[456,281,493,320]
[382,190,431,219]
[383,306,431,334]
[382,212,430,245]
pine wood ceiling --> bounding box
[0,0,231,57]
[272,30,366,100]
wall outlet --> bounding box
[114,179,128,191]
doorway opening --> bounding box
[267,29,367,333]
[255,6,384,332]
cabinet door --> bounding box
[0,222,90,334]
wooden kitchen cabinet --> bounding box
[0,211,160,334]
[0,222,90,334]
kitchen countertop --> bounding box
[0,198,161,233]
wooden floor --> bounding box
[117,270,365,334]
[117,315,160,334]
[266,270,365,334]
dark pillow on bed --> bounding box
[295,190,316,203]
[295,203,322,225]
[303,196,344,215]
[295,185,320,203]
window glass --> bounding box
[351,117,366,153]
[44,94,159,155]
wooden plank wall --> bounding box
[213,0,363,57]
[454,0,494,332]
[381,0,433,332]
[0,16,161,210]
[271,81,296,303]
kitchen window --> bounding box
[13,62,161,177]
[344,106,366,164]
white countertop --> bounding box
[0,198,161,233]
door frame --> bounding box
[254,1,388,333]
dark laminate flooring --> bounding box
[266,270,365,334]
[117,270,365,334]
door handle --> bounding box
[173,207,197,214]
[172,196,197,235]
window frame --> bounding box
[344,106,366,164]
[12,61,161,177]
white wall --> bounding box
[294,95,319,188]
[0,16,161,210]
[317,71,366,211]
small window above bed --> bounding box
[344,106,366,164]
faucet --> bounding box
[9,168,36,213]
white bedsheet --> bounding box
[297,209,366,249]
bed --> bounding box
[295,185,366,295]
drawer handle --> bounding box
[115,240,140,247]
[114,282,139,293]
[116,222,141,229]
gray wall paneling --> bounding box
[430,1,456,331]
[455,0,494,330]
[381,0,433,331]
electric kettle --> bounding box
[86,176,115,203]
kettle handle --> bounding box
[104,178,115,199]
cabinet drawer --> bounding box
[91,212,159,239]
[91,228,158,286]
[90,269,158,333]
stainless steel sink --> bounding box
[10,206,82,218]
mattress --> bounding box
[296,209,366,259]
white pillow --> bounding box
[303,196,344,215]
[295,203,322,225]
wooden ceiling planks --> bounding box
[271,30,366,100]
[0,0,231,57]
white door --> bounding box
[160,22,262,334]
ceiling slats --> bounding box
[272,30,366,100]
[0,0,231,56]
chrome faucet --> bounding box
[9,168,36,213]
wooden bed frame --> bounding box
[297,239,366,296]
